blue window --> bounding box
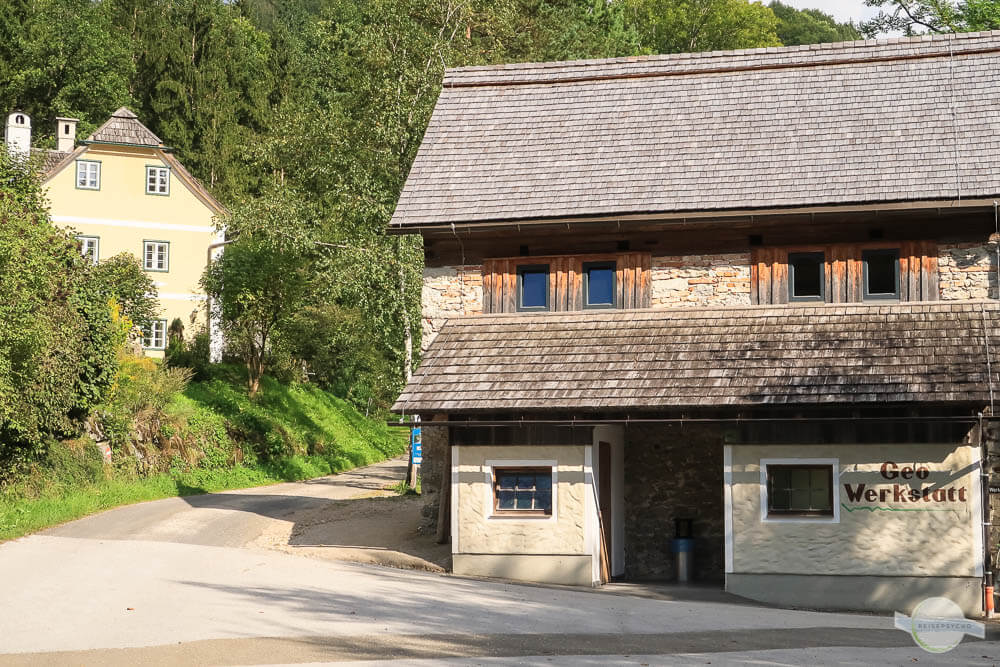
[517,265,549,311]
[583,261,616,308]
[494,468,553,514]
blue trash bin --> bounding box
[672,537,694,583]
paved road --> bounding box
[1,459,998,665]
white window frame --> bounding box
[143,319,167,350]
[77,236,99,265]
[484,459,558,522]
[76,160,100,190]
[759,458,840,524]
[146,166,170,195]
[143,240,169,272]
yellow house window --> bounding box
[143,240,169,272]
[76,160,100,190]
[146,166,170,196]
[77,236,99,265]
[143,319,167,350]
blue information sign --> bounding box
[411,426,422,465]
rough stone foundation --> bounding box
[939,242,997,300]
[650,253,752,307]
[624,423,725,581]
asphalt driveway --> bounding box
[1,459,998,665]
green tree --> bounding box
[861,0,1000,35]
[0,148,122,470]
[623,0,781,54]
[770,1,861,45]
[0,0,134,145]
[201,187,320,396]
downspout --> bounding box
[206,239,234,363]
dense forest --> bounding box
[0,0,988,415]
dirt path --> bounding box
[251,460,450,571]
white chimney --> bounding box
[5,111,30,159]
[55,117,78,153]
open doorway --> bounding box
[593,425,625,581]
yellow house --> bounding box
[6,108,227,358]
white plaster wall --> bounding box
[730,444,978,577]
[455,445,588,555]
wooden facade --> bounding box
[750,240,940,305]
[482,252,651,314]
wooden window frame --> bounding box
[787,251,825,302]
[582,261,617,309]
[751,241,938,305]
[516,264,550,312]
[492,466,554,516]
[483,252,651,314]
[862,248,900,301]
[764,463,834,518]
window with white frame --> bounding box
[76,160,100,190]
[77,236,99,265]
[760,458,839,522]
[143,241,169,272]
[143,319,167,350]
[491,467,553,515]
[146,166,170,195]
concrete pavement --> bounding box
[1,459,998,664]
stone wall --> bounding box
[422,265,482,350]
[939,242,997,300]
[623,423,725,581]
[650,253,752,307]
[418,423,449,532]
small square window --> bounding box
[146,166,170,195]
[517,264,549,311]
[77,236,99,265]
[143,319,167,350]
[143,241,169,272]
[493,467,553,515]
[766,464,833,517]
[76,161,100,190]
[583,261,616,309]
[863,249,899,300]
[788,252,824,302]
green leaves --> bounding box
[860,0,1000,36]
[0,147,120,470]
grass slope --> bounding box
[0,373,407,542]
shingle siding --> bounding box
[391,31,1000,229]
[394,301,1000,413]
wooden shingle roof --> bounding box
[394,302,1000,413]
[85,107,162,147]
[391,30,1000,230]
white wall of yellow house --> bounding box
[44,144,221,352]
[727,443,981,577]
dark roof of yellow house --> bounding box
[85,106,163,147]
[394,301,1000,413]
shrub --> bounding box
[86,253,158,334]
[0,146,121,473]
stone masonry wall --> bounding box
[422,265,482,350]
[650,253,752,307]
[624,423,725,581]
[939,242,997,300]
